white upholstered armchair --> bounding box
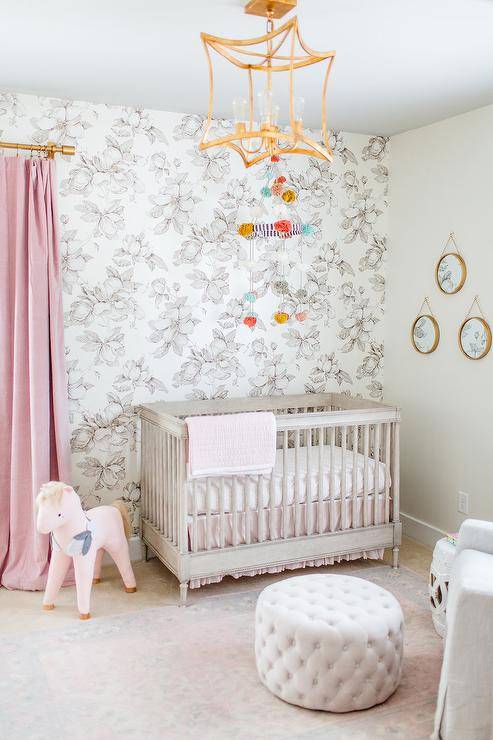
[433,519,493,740]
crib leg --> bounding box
[179,582,189,607]
[144,544,150,562]
[392,546,400,569]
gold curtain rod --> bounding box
[0,140,76,158]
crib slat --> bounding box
[232,477,239,546]
[192,478,198,552]
[161,427,166,536]
[352,425,358,529]
[294,429,301,537]
[177,437,187,555]
[161,431,166,536]
[167,433,172,542]
[269,470,275,542]
[147,426,153,525]
[282,430,288,539]
[341,426,347,530]
[151,427,157,527]
[306,428,313,536]
[363,424,370,528]
[318,426,324,534]
[373,423,381,526]
[141,422,147,522]
[219,477,226,549]
[244,477,251,545]
[173,435,179,542]
[162,429,169,535]
[168,433,173,540]
[384,423,391,523]
[392,422,400,523]
[206,477,212,550]
[155,426,161,534]
[167,432,172,541]
[257,475,264,543]
[161,428,166,532]
[174,434,180,544]
[329,426,336,531]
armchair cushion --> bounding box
[456,518,493,557]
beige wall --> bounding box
[386,104,493,544]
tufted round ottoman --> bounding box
[255,574,404,712]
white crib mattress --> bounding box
[187,444,388,515]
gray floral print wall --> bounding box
[0,91,389,534]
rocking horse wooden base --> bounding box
[79,613,91,620]
[125,586,137,593]
[42,603,55,610]
[93,577,101,584]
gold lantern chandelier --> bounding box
[200,0,336,168]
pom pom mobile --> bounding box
[238,154,314,328]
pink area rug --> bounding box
[0,566,442,740]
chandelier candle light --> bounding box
[200,0,336,167]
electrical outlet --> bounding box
[457,491,469,515]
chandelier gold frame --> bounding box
[199,6,336,168]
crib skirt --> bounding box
[188,493,387,587]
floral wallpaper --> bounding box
[0,91,389,534]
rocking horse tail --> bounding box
[112,500,131,539]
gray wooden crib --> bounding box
[138,393,401,603]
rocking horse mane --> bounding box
[36,481,73,508]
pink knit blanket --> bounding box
[185,412,276,478]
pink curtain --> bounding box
[0,157,71,590]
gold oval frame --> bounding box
[458,315,492,360]
[435,252,467,295]
[411,314,440,354]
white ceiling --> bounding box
[1,0,493,135]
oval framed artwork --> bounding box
[459,316,492,360]
[411,314,440,354]
[436,252,467,294]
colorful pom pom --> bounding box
[282,189,296,204]
[302,223,315,235]
[295,311,309,322]
[244,291,257,302]
[273,311,290,324]
[273,279,289,294]
[271,183,284,196]
[261,186,272,198]
[271,154,280,162]
[274,219,292,234]
[243,315,257,329]
[276,176,286,184]
[237,222,254,238]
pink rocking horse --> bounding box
[36,482,137,619]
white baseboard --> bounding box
[401,511,447,549]
[102,535,143,565]
[128,535,143,561]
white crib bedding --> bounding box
[186,444,389,516]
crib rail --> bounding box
[139,395,401,590]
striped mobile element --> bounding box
[240,222,305,239]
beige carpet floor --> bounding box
[0,563,442,740]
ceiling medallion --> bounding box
[200,0,336,168]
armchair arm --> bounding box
[456,518,493,557]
